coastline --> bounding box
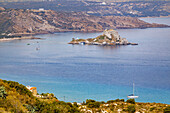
[1,24,170,40]
[0,36,42,42]
[139,15,170,19]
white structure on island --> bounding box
[39,8,44,11]
[101,2,106,5]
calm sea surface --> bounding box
[0,17,170,104]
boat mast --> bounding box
[133,83,134,96]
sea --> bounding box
[0,17,170,104]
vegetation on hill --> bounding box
[0,79,80,113]
[79,99,170,113]
[0,79,170,113]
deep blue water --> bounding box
[0,18,170,104]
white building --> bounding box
[39,8,44,11]
[101,2,106,5]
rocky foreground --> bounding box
[0,79,170,113]
[69,29,138,46]
[0,7,169,37]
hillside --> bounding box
[0,79,170,113]
[0,79,80,112]
[0,8,169,37]
[0,1,169,17]
[0,0,170,2]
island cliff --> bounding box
[69,29,138,46]
[0,8,169,37]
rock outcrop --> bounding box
[68,29,138,46]
[0,8,169,36]
[0,7,5,11]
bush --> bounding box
[164,106,170,113]
[150,107,156,111]
[73,102,78,107]
[107,99,124,104]
[86,99,96,104]
[86,99,101,108]
[0,86,7,99]
[101,101,105,104]
[87,101,101,108]
[126,99,135,104]
[127,105,136,113]
[3,80,33,98]
[107,100,115,104]
[120,99,125,102]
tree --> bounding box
[0,86,7,99]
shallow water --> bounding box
[0,18,170,104]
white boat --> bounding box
[127,83,139,99]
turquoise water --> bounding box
[0,18,170,104]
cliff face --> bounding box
[0,8,169,36]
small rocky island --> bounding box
[68,29,138,46]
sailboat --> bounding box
[127,83,139,99]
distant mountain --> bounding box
[0,8,169,37]
[0,0,169,17]
[1,0,170,2]
[0,0,42,2]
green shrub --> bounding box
[87,101,101,108]
[107,99,124,103]
[126,99,135,104]
[150,107,156,111]
[120,99,125,102]
[86,99,101,108]
[67,102,73,107]
[73,102,78,107]
[0,86,7,99]
[3,80,33,98]
[164,106,170,113]
[127,105,136,113]
[101,101,105,104]
[86,99,96,104]
[99,35,105,39]
[107,100,115,104]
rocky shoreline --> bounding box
[68,29,138,46]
